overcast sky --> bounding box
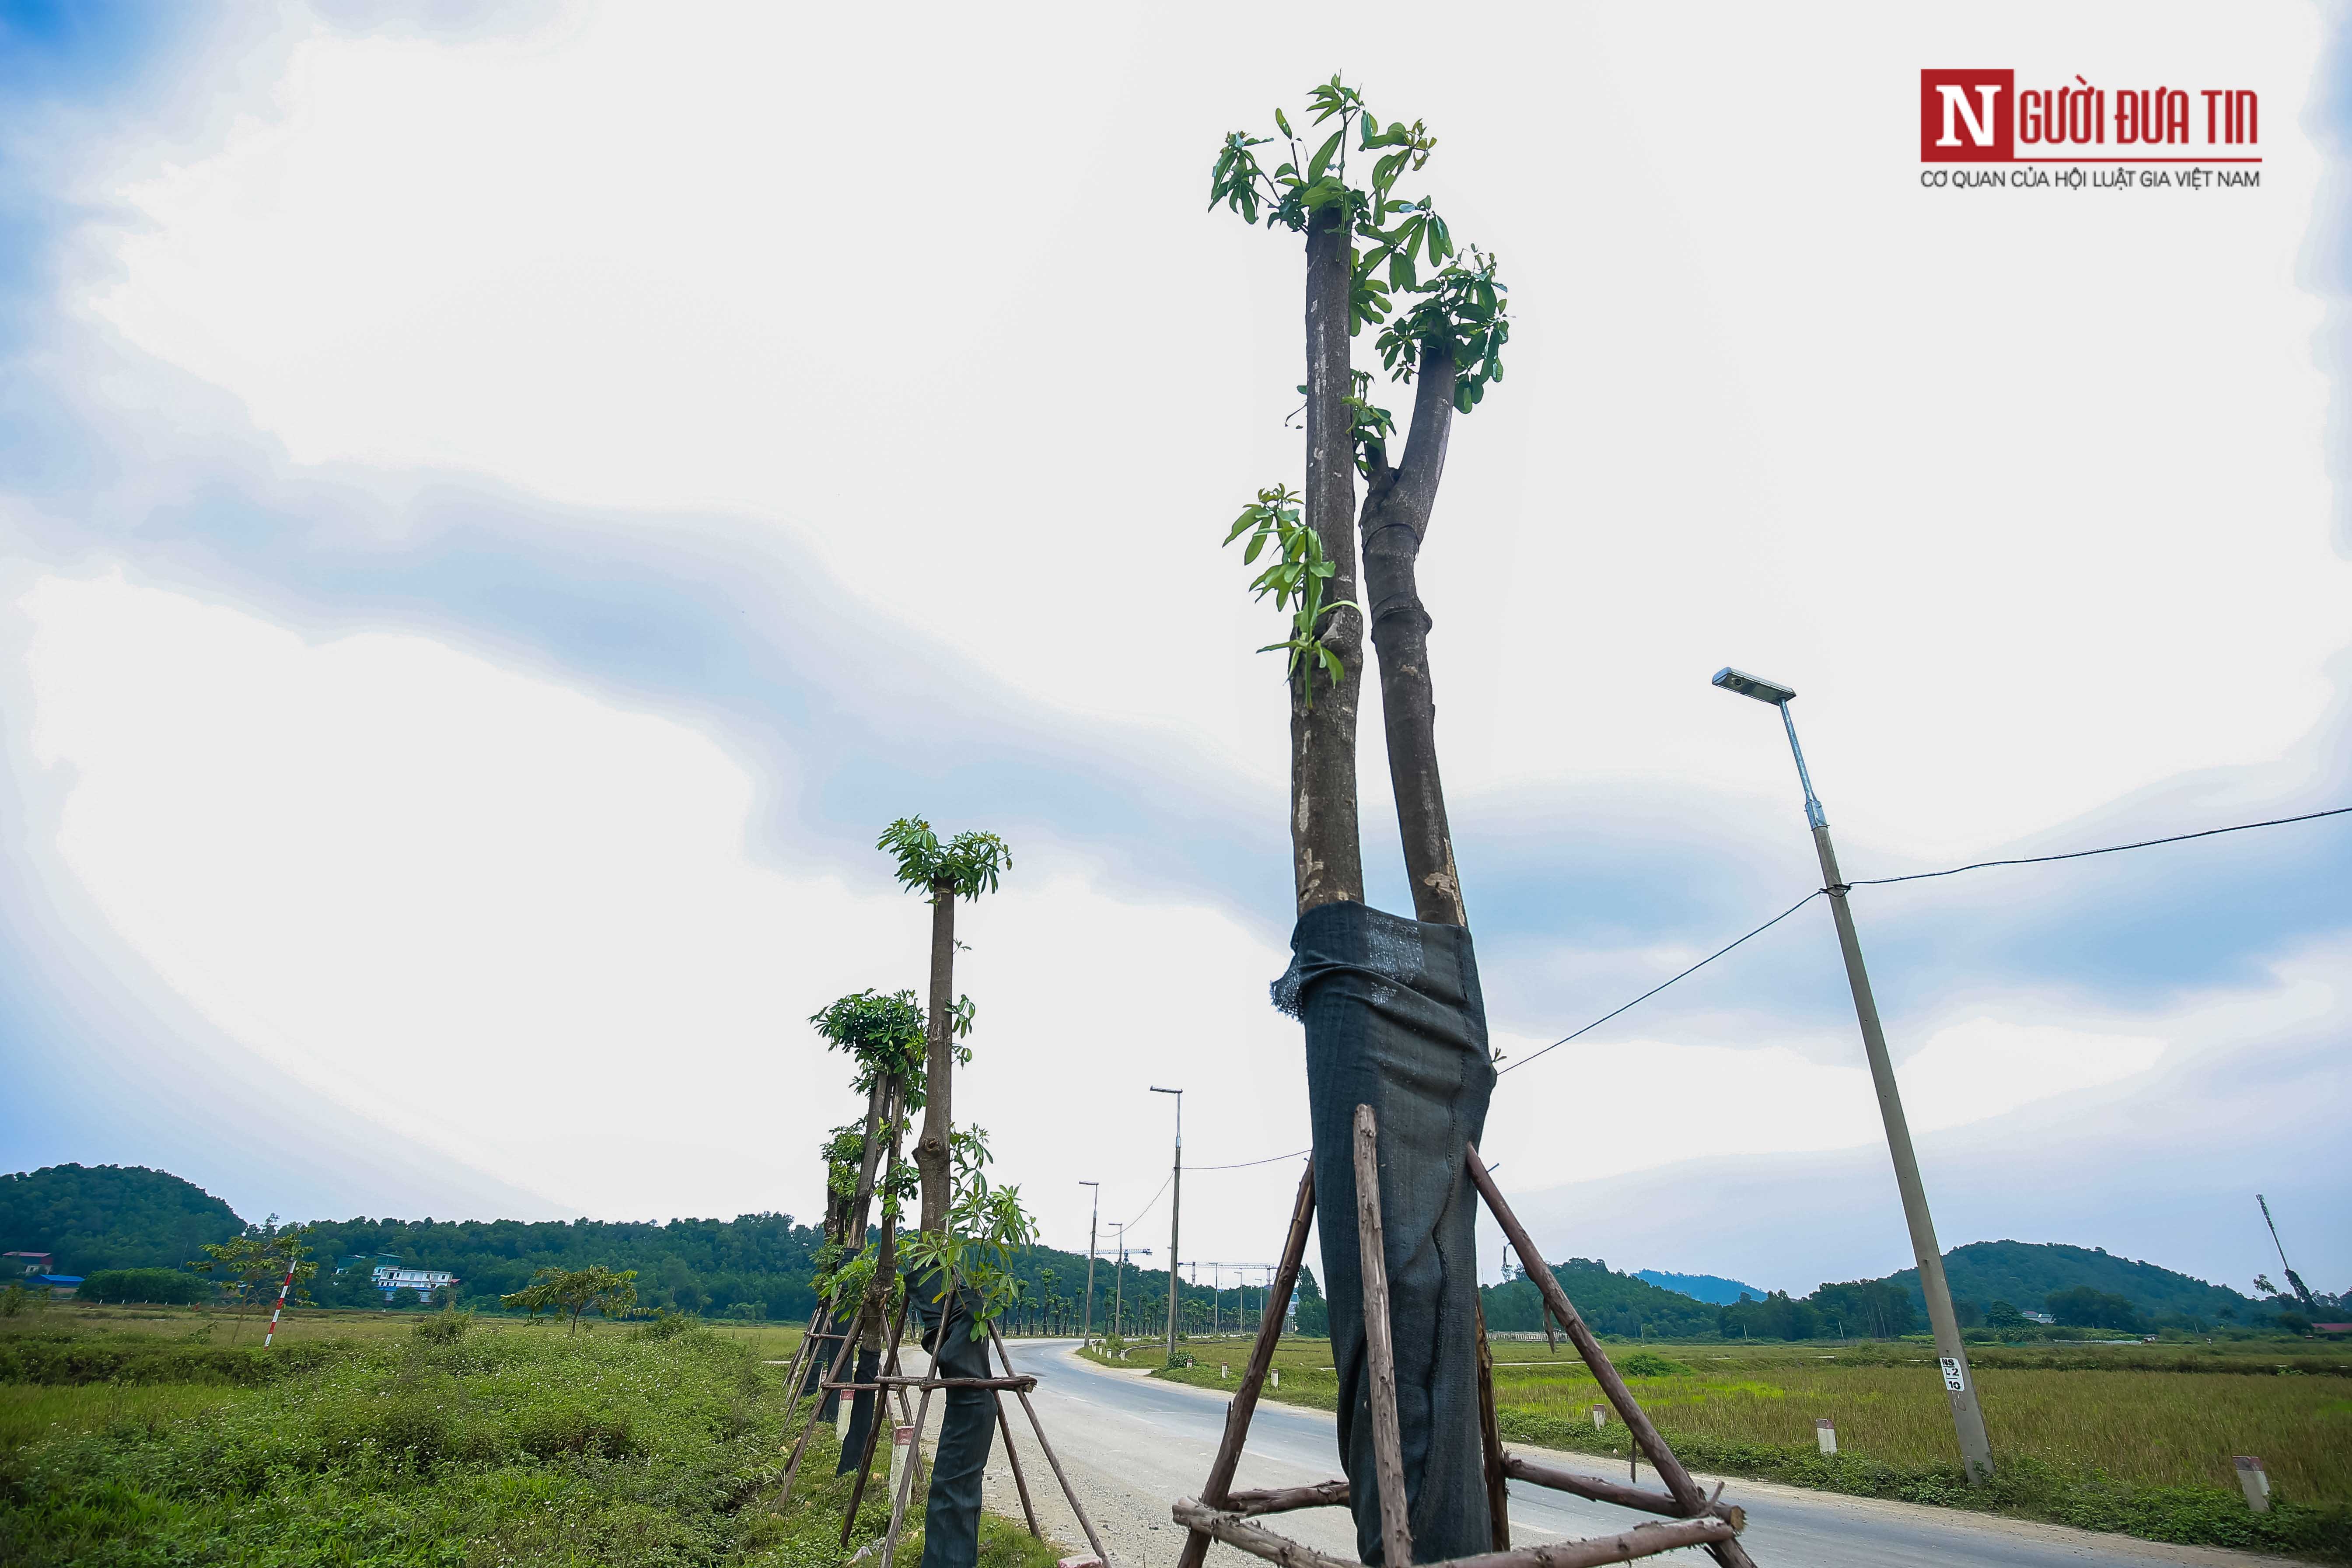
[1,1,2345,1299]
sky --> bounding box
[0,1,2345,1300]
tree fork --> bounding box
[1295,203,1367,914]
[1359,338,1464,925]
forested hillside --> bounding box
[0,1164,242,1275]
[1480,1259,1718,1338]
[1872,1240,2262,1326]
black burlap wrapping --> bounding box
[911,1271,996,1568]
[836,1345,882,1475]
[1276,901,1496,1566]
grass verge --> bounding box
[0,1317,1056,1568]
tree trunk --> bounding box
[916,881,957,1235]
[1358,337,1465,925]
[848,1076,888,1243]
[1293,204,1366,915]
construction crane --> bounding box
[2257,1194,2319,1313]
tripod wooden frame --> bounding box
[1172,1107,1758,1568]
[775,1263,1117,1568]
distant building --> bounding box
[4,1252,54,1276]
[32,1275,83,1297]
[370,1264,458,1301]
[2020,1310,2056,1325]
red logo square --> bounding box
[1920,70,2014,161]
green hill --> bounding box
[1874,1240,2259,1326]
[0,1164,245,1275]
[1481,1259,1716,1338]
[1634,1268,1765,1306]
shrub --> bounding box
[1616,1351,1693,1377]
[411,1310,473,1343]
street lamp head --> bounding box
[1712,667,1796,706]
[1079,1180,1098,1187]
[1149,1086,1182,1095]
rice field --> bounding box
[1490,1358,2352,1503]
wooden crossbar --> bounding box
[1173,1500,1738,1568]
[1169,1114,1759,1568]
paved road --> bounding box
[977,1339,2282,1568]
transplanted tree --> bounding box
[807,986,928,1470]
[501,1264,638,1334]
[1213,76,1507,925]
[876,817,1009,1238]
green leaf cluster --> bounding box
[808,988,929,1100]
[897,1124,1039,1339]
[1208,74,1506,403]
[876,817,1011,901]
[1223,482,1361,708]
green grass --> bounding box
[0,1311,1041,1568]
[1103,1334,2352,1560]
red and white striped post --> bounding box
[262,1259,299,1347]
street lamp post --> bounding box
[1150,1086,1183,1363]
[1079,1181,1100,1345]
[1712,666,1996,1484]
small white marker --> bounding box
[2234,1456,2271,1514]
[1815,1418,1837,1456]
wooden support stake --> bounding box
[989,1324,1115,1568]
[777,1311,867,1502]
[995,1395,1043,1537]
[1465,1144,1757,1568]
[879,1381,933,1568]
[1174,1162,1317,1568]
[1499,1455,1742,1529]
[1354,1104,1415,1568]
[1226,1479,1352,1516]
[1474,1299,1510,1550]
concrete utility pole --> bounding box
[1713,666,1996,1484]
[1151,1086,1183,1362]
[1107,1223,1147,1341]
[1079,1180,1100,1344]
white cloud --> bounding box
[66,3,2349,869]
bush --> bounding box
[411,1310,473,1343]
[1164,1350,1195,1370]
[630,1309,697,1341]
[75,1269,210,1306]
[1615,1351,1692,1377]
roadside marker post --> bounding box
[889,1424,914,1507]
[2234,1456,2271,1513]
[1590,1404,1607,1431]
[1815,1419,1836,1456]
[262,1259,299,1348]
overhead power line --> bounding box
[1505,800,2347,1076]
[1189,1149,1311,1171]
[1155,799,2349,1163]
[1496,891,1824,1077]
[1841,804,2351,887]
